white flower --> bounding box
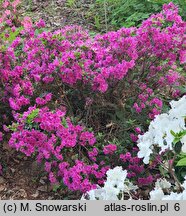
[169,96,186,116]
[150,188,165,200]
[181,177,186,200]
[149,177,186,200]
[137,96,186,164]
[92,188,107,200]
[103,182,120,200]
[137,140,153,164]
[82,167,138,200]
[182,190,186,200]
[182,176,186,189]
[155,178,171,189]
[162,192,183,200]
[106,166,127,190]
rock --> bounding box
[10,168,16,173]
[37,185,48,192]
[31,190,39,198]
[0,185,6,192]
[39,179,45,184]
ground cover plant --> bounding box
[0,0,186,199]
[87,0,186,31]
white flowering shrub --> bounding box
[150,177,186,200]
[83,96,186,200]
[137,96,186,164]
[81,166,138,200]
[82,167,186,200]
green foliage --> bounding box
[94,15,101,30]
[0,26,23,45]
[61,118,68,128]
[170,130,186,154]
[26,109,39,124]
[65,0,76,8]
[90,0,186,31]
[7,123,19,132]
[174,141,183,154]
[175,153,186,182]
[52,184,62,192]
[176,157,186,166]
[172,129,186,181]
[35,28,49,36]
[171,130,186,145]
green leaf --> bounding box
[62,118,68,128]
[116,110,125,120]
[8,27,24,43]
[26,109,39,124]
[170,130,176,137]
[174,141,183,154]
[181,171,186,178]
[7,123,19,132]
[172,130,186,144]
[173,138,181,145]
[74,52,81,59]
[176,157,186,167]
[52,184,61,192]
[35,28,49,36]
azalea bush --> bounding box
[137,96,186,164]
[81,166,138,200]
[137,96,186,188]
[82,166,186,200]
[0,0,186,196]
[8,106,110,192]
[83,96,186,200]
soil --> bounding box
[0,141,81,200]
[21,0,97,31]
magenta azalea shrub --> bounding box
[8,106,109,192]
[0,0,185,193]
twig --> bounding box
[104,0,108,32]
[168,154,183,193]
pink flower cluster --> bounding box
[120,152,144,179]
[8,106,109,192]
[0,132,3,142]
[0,1,185,192]
[35,93,52,106]
[103,144,117,155]
[120,148,160,185]
[0,1,185,117]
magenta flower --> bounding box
[103,144,117,155]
